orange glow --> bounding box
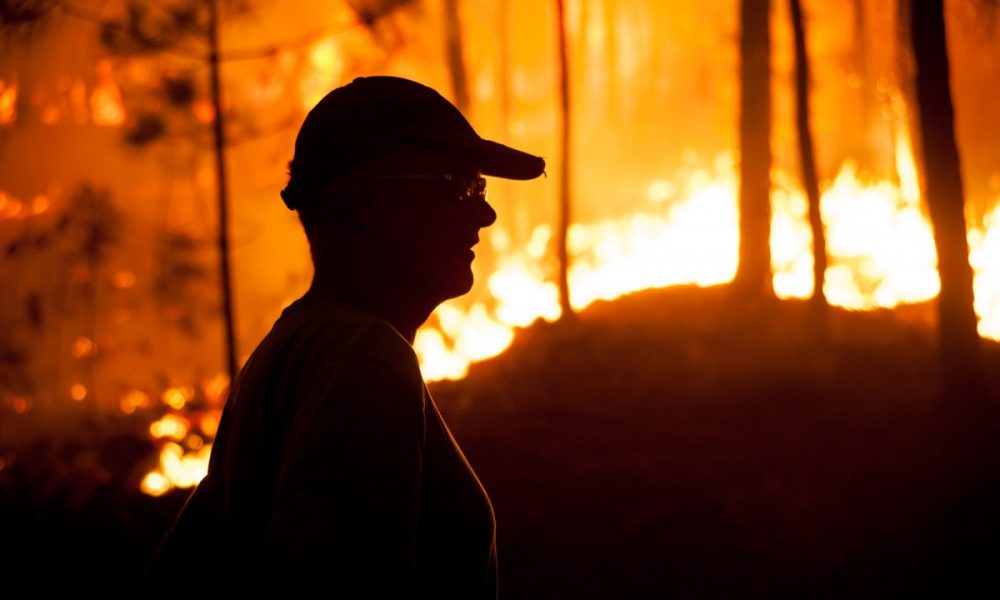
[41,105,61,124]
[199,410,222,438]
[0,80,17,125]
[140,471,171,497]
[11,396,30,414]
[0,192,24,219]
[970,204,1000,339]
[90,60,126,126]
[111,271,137,289]
[71,336,97,358]
[30,195,50,214]
[70,384,87,402]
[141,442,212,494]
[0,193,49,219]
[202,374,230,405]
[300,37,342,109]
[162,386,194,410]
[119,390,151,414]
[192,100,216,124]
[149,414,189,440]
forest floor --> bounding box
[3,284,1000,597]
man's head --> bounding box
[283,76,545,306]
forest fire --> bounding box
[416,156,997,383]
[4,2,1000,595]
[139,144,1000,495]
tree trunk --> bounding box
[208,0,238,384]
[909,0,986,404]
[789,0,828,315]
[846,0,874,167]
[443,0,470,114]
[734,0,773,300]
[555,0,573,317]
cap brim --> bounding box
[414,134,546,180]
[473,138,547,180]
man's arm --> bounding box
[259,355,427,596]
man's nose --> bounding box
[466,195,497,228]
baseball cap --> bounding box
[280,76,546,210]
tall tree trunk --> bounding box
[555,0,573,317]
[790,0,828,315]
[895,1,924,187]
[909,0,986,403]
[846,0,873,167]
[208,0,238,384]
[443,0,470,114]
[734,0,773,300]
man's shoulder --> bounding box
[268,293,423,388]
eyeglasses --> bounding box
[360,174,488,204]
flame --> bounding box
[140,471,171,497]
[773,162,941,309]
[413,151,999,382]
[140,374,225,495]
[413,158,741,379]
[140,133,1000,496]
[970,204,1000,340]
[141,442,212,496]
[0,80,17,125]
[149,414,190,440]
[567,175,739,307]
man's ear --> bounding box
[337,180,378,231]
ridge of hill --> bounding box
[431,285,1000,598]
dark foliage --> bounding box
[152,231,214,337]
[162,74,195,108]
[100,1,206,55]
[123,111,166,146]
[0,0,56,26]
[347,0,416,29]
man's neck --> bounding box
[308,266,436,344]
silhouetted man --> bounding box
[144,76,544,597]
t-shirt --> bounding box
[146,290,497,598]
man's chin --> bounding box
[442,272,475,300]
[431,267,475,303]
